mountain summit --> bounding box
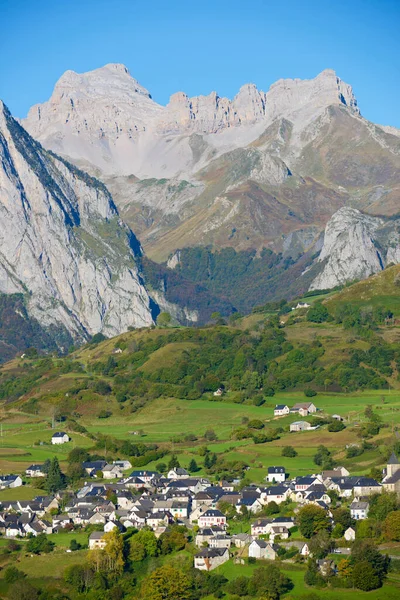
[21,66,400,270]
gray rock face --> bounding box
[23,65,359,179]
[0,101,154,340]
[310,207,400,290]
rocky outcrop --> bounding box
[23,65,360,179]
[310,208,400,290]
[0,101,154,341]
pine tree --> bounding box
[204,454,211,469]
[209,453,217,466]
[188,459,198,473]
[46,457,65,493]
[168,455,180,470]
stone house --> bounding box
[249,540,279,560]
[194,548,229,571]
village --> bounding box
[0,427,398,575]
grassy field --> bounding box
[0,386,398,482]
[217,559,400,599]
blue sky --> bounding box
[1,0,399,126]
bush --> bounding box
[97,410,112,419]
[4,566,25,583]
[282,445,297,457]
[328,420,345,432]
[304,388,317,397]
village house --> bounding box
[209,534,232,549]
[350,500,369,520]
[51,432,70,445]
[102,464,123,479]
[251,518,272,537]
[129,470,159,484]
[113,460,132,470]
[353,477,381,497]
[294,475,323,492]
[195,526,225,548]
[89,531,107,550]
[213,387,224,397]
[0,475,22,489]
[82,461,108,477]
[194,548,229,571]
[260,485,290,504]
[167,468,190,480]
[269,526,289,541]
[266,466,286,483]
[232,533,253,548]
[198,509,227,529]
[321,467,350,481]
[344,527,356,541]
[26,464,46,478]
[274,404,290,417]
[249,540,279,560]
[237,494,263,514]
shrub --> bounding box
[282,445,297,457]
[328,420,345,432]
[304,388,317,397]
[97,410,112,419]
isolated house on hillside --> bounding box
[274,405,290,417]
[292,402,317,416]
[51,432,69,444]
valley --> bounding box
[0,273,400,597]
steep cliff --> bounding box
[0,101,154,342]
[310,208,400,290]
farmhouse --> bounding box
[274,404,290,417]
[291,402,317,416]
[266,466,286,483]
[51,432,69,444]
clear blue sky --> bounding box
[1,0,399,126]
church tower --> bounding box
[387,453,400,478]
